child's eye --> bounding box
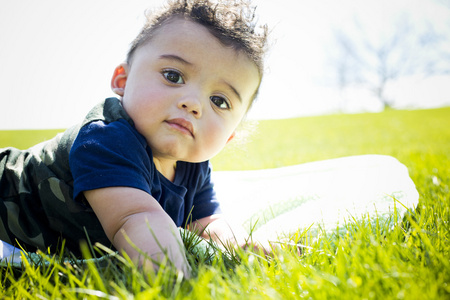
[163,70,184,84]
[210,96,230,110]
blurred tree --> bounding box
[331,12,450,109]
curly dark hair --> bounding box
[127,0,268,78]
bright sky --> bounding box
[1,0,449,129]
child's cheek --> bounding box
[206,120,233,151]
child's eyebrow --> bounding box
[224,81,242,103]
[159,54,192,66]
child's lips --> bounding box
[166,118,194,137]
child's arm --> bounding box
[84,187,191,276]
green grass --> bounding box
[0,129,65,150]
[1,107,449,299]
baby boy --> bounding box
[0,0,267,276]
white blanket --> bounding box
[212,155,419,240]
[1,155,419,265]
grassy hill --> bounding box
[212,106,450,170]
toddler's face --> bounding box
[112,18,260,164]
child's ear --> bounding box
[226,131,236,144]
[111,63,129,96]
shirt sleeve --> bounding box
[70,119,153,200]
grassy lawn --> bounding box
[1,107,449,299]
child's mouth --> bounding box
[165,118,194,137]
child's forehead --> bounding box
[154,17,212,41]
[136,17,257,71]
[150,17,226,49]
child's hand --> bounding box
[187,215,269,255]
[84,187,191,278]
[188,215,303,258]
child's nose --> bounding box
[178,96,202,118]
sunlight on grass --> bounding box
[1,107,449,299]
